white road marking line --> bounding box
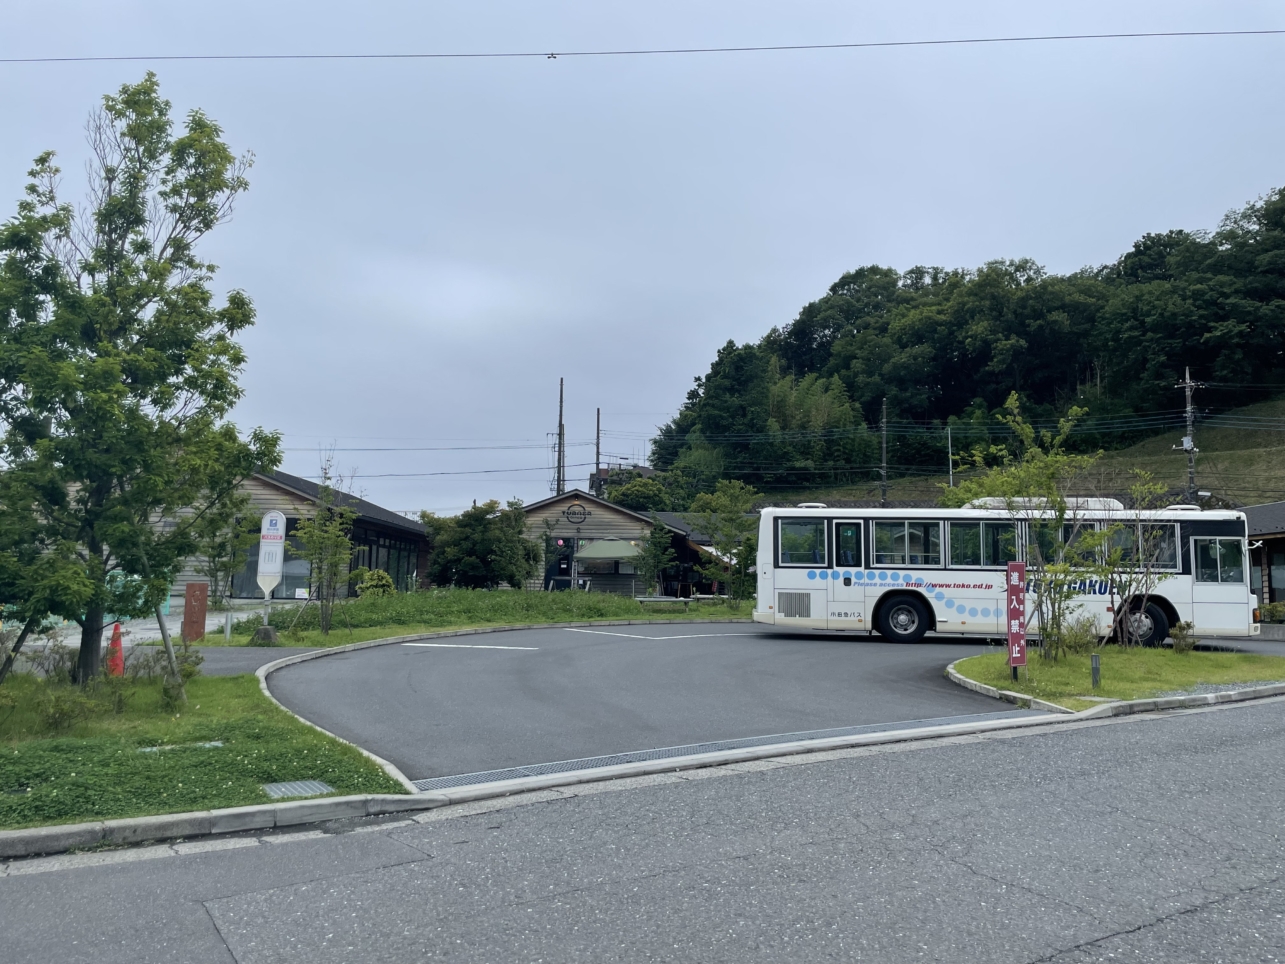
[564,629,761,640]
[402,643,539,651]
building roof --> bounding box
[523,488,683,532]
[1243,500,1285,537]
[256,470,426,538]
[651,512,714,546]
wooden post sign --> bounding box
[181,582,208,643]
[1007,561,1027,673]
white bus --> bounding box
[753,501,1261,644]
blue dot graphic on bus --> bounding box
[890,572,901,582]
[842,571,852,580]
[867,571,877,580]
[935,592,945,601]
[807,570,817,580]
[981,608,991,617]
[956,604,967,613]
[854,571,864,580]
[944,599,954,608]
[968,607,979,617]
[819,570,829,580]
[878,571,888,581]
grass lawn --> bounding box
[0,673,405,831]
[210,588,751,648]
[955,647,1285,712]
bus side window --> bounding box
[779,518,826,567]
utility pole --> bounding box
[1173,366,1199,502]
[947,425,954,488]
[556,378,566,495]
[594,407,601,497]
[880,398,888,507]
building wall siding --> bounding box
[170,477,330,599]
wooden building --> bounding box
[173,470,429,602]
[1245,500,1285,605]
[522,489,709,595]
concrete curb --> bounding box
[0,711,1071,860]
[0,618,756,860]
[0,793,451,860]
[945,659,1285,718]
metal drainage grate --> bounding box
[411,709,1042,792]
[262,780,335,799]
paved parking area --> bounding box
[268,623,1021,782]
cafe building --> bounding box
[522,489,710,595]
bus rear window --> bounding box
[779,519,826,566]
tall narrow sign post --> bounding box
[1007,561,1027,681]
[257,511,286,629]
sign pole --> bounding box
[1006,561,1027,681]
[256,511,286,642]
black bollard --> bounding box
[1091,652,1100,690]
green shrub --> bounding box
[233,587,659,635]
[1260,602,1285,624]
[1169,620,1196,654]
[356,568,396,598]
[1060,616,1101,656]
[39,688,95,732]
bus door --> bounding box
[1192,536,1252,634]
[829,520,866,629]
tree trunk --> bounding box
[0,618,41,687]
[77,605,105,682]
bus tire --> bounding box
[877,595,930,644]
[1129,602,1170,648]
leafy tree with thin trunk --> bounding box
[289,463,356,636]
[942,394,1103,660]
[0,73,280,685]
[191,487,258,607]
[687,480,760,600]
[635,518,677,595]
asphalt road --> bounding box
[267,624,1014,781]
[3,697,1282,963]
[196,647,319,677]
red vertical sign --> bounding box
[1006,561,1027,667]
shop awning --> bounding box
[576,539,641,560]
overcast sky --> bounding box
[2,1,1283,516]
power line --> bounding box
[4,29,1283,65]
[341,461,595,479]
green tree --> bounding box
[651,186,1285,490]
[425,500,540,589]
[942,394,1103,660]
[0,73,280,684]
[607,477,670,512]
[289,465,356,636]
[191,487,258,607]
[634,518,677,595]
[1097,470,1176,646]
[687,480,760,600]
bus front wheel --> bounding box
[877,596,930,644]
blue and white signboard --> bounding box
[256,511,287,598]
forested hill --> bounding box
[649,187,1285,493]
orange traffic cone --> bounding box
[107,622,124,677]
